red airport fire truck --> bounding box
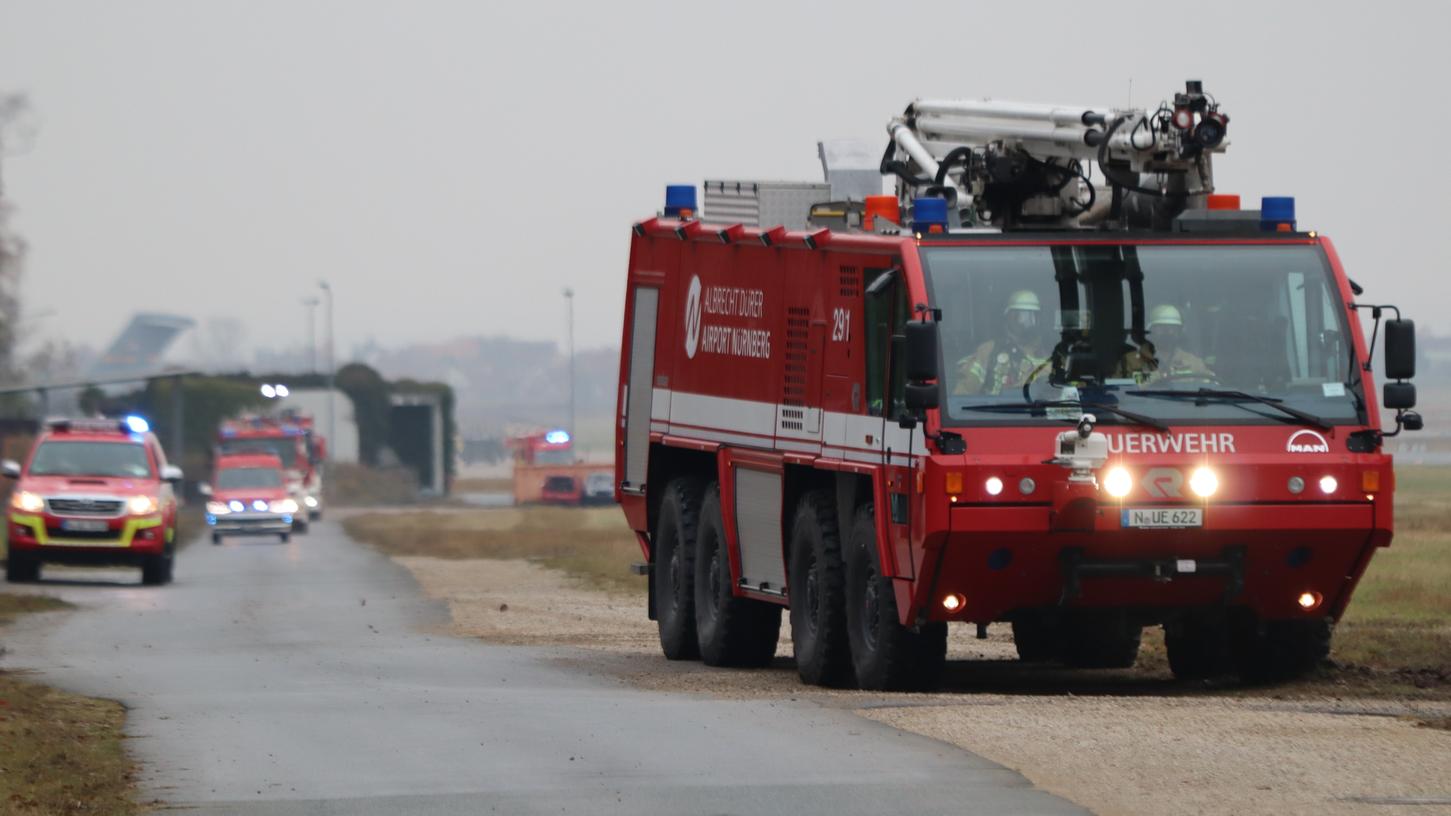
[614,81,1423,689]
[217,415,325,528]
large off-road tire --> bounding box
[140,553,173,586]
[788,489,851,687]
[693,485,781,667]
[5,553,39,583]
[1233,619,1332,683]
[1165,617,1233,680]
[1011,615,1059,663]
[211,532,223,545]
[654,476,705,660]
[1058,612,1143,669]
[844,504,946,691]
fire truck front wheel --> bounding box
[5,553,40,583]
[654,477,706,661]
[1058,613,1143,669]
[845,505,947,691]
[1232,619,1331,682]
[788,489,851,687]
[693,484,781,668]
[1165,616,1234,680]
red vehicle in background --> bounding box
[217,414,325,529]
[508,429,612,505]
[201,453,297,544]
[3,417,182,585]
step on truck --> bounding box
[613,81,1424,690]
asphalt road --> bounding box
[2,518,1082,815]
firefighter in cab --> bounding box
[1122,304,1215,383]
[955,289,1050,395]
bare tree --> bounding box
[0,92,37,386]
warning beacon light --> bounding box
[1261,196,1296,232]
[124,415,151,434]
[664,185,697,219]
[911,196,948,235]
[544,429,571,445]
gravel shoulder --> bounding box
[398,553,1451,816]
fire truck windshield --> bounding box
[216,467,284,490]
[922,243,1364,426]
[219,438,298,468]
[29,441,153,478]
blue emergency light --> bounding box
[545,429,571,445]
[124,415,150,434]
[664,185,697,218]
[1261,196,1296,232]
[912,197,949,234]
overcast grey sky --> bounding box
[1,0,1448,358]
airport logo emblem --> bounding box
[684,275,702,359]
[1286,429,1331,454]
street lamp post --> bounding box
[302,297,319,374]
[563,287,575,439]
[319,281,335,466]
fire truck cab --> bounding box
[4,417,182,585]
[217,416,323,529]
[615,82,1423,690]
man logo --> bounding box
[1141,468,1184,498]
[1286,429,1331,454]
[683,275,702,359]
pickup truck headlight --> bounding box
[127,495,160,515]
[10,491,44,513]
[206,501,231,515]
[269,499,299,514]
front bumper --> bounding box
[7,512,168,557]
[208,512,293,535]
[923,501,1377,624]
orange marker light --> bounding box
[1361,470,1381,493]
[944,472,964,495]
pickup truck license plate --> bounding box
[61,519,110,532]
[1121,508,1203,528]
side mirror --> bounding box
[197,482,213,496]
[1383,382,1417,410]
[2,459,20,479]
[1384,319,1415,380]
[905,382,940,414]
[904,321,940,383]
[161,464,184,483]
[1400,411,1424,432]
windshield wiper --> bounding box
[1132,388,1332,431]
[956,399,1170,433]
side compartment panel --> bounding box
[622,287,660,492]
[733,467,786,593]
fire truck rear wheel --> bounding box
[5,553,39,583]
[654,476,705,661]
[1011,616,1059,663]
[1165,617,1234,680]
[1233,619,1332,682]
[1058,613,1142,669]
[788,489,851,687]
[845,504,947,691]
[694,484,781,668]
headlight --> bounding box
[1103,466,1133,498]
[303,496,319,508]
[206,501,231,515]
[228,500,245,513]
[251,499,268,512]
[1189,467,1219,498]
[10,490,44,513]
[1318,475,1338,495]
[127,495,160,515]
[269,499,299,514]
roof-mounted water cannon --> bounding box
[882,80,1231,230]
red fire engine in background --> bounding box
[217,414,326,529]
[614,81,1423,690]
[508,429,613,506]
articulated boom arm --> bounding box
[884,80,1230,229]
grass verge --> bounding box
[1,601,136,814]
[343,506,645,594]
